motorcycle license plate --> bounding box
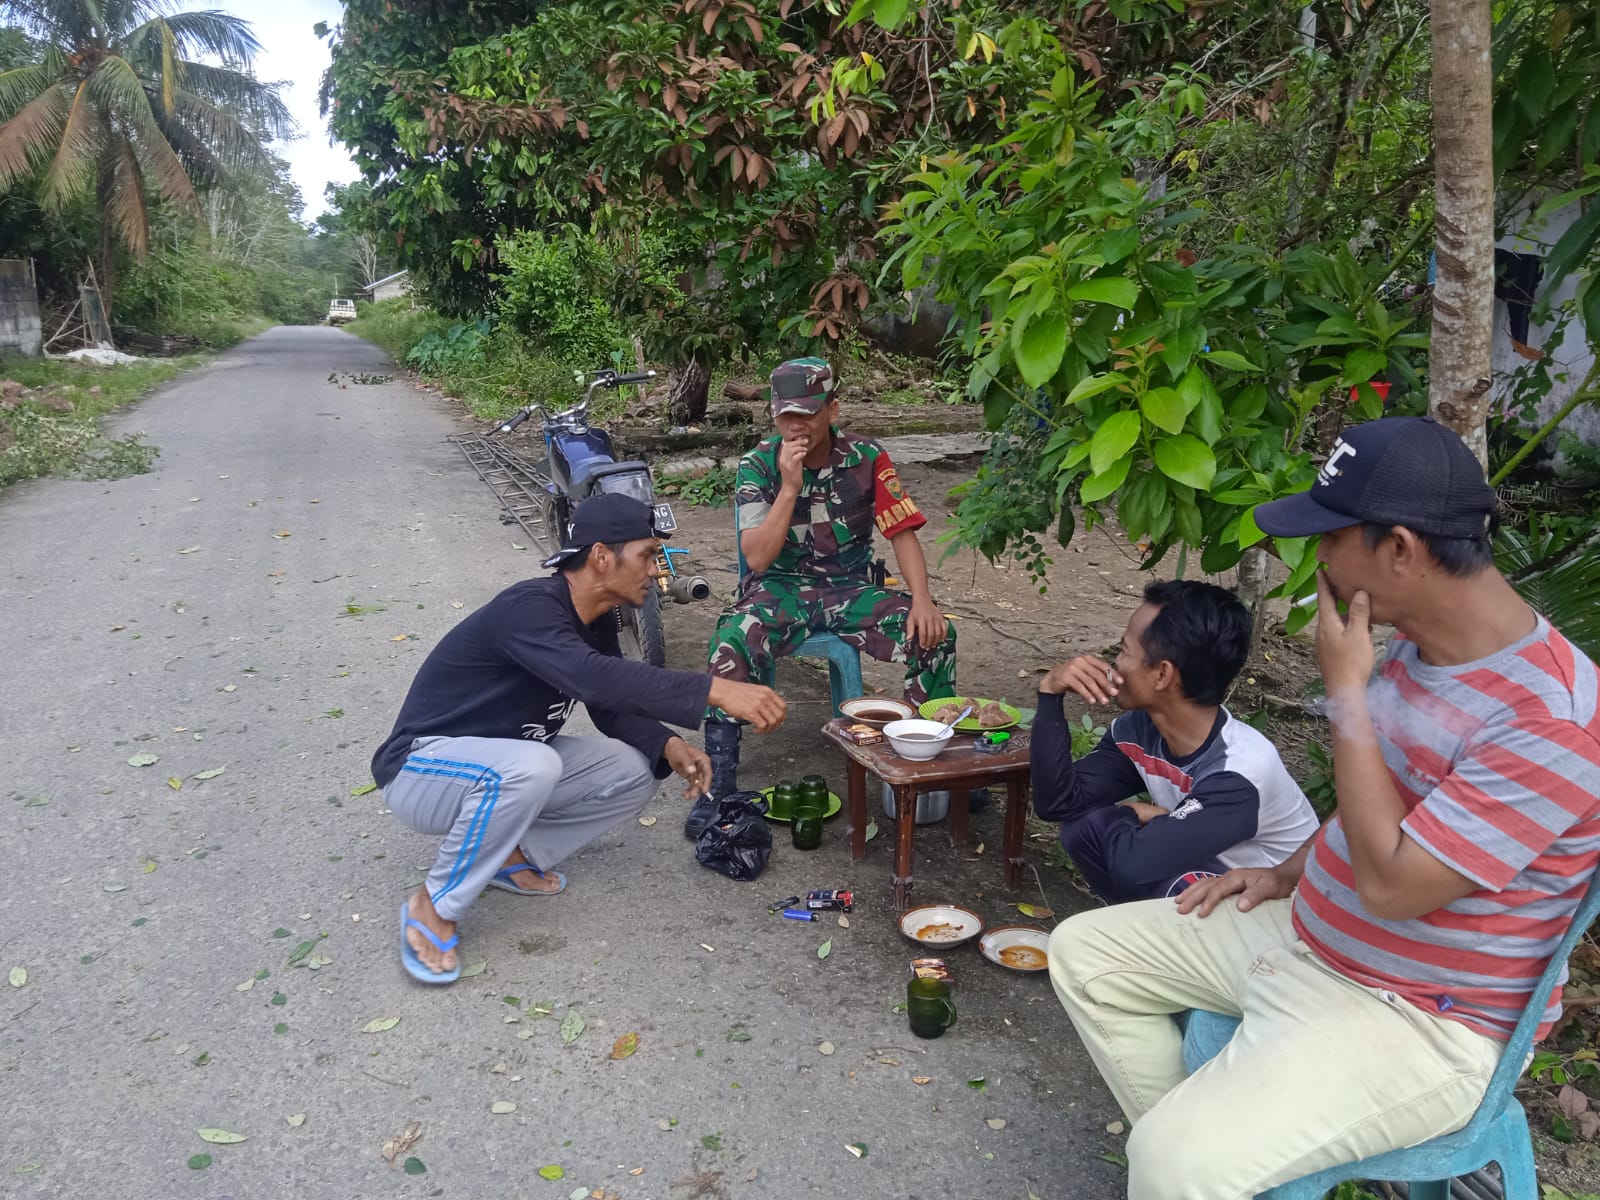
[652,502,677,534]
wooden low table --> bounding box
[821,717,1034,910]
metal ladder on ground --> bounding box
[448,433,560,553]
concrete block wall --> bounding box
[0,259,41,358]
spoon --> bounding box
[940,702,974,729]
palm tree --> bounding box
[0,1,292,313]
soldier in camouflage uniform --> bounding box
[696,357,957,811]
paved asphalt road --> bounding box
[0,328,1127,1200]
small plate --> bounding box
[918,696,1022,733]
[898,903,983,948]
[979,925,1050,972]
[758,786,843,823]
[839,697,916,728]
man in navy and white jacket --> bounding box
[1033,579,1318,902]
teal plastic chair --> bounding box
[1179,867,1600,1200]
[733,514,864,716]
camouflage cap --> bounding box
[769,356,836,416]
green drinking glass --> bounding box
[791,792,824,850]
[769,780,798,821]
[907,977,958,1039]
[798,776,828,814]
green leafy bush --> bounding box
[658,466,736,507]
[407,319,491,372]
[348,300,586,423]
[348,298,452,359]
[494,229,624,368]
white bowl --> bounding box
[979,925,1051,972]
[882,718,955,761]
[899,903,984,948]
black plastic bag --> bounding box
[693,792,772,882]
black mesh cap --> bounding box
[541,493,662,569]
[1253,417,1496,539]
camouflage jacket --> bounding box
[734,428,925,584]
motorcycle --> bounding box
[492,367,710,666]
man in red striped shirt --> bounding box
[1047,416,1600,1199]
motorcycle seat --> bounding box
[571,459,652,500]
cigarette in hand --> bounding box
[1291,593,1318,610]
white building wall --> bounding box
[1492,198,1600,453]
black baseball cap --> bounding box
[541,493,662,569]
[1253,416,1496,539]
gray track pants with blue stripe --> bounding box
[383,734,659,921]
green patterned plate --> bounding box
[917,696,1023,734]
[758,786,844,823]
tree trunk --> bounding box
[1427,0,1495,468]
[667,355,711,426]
[1237,544,1275,656]
[96,170,118,322]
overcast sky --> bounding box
[219,0,359,223]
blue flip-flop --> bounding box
[486,863,568,896]
[399,900,461,985]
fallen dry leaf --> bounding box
[638,816,657,828]
[197,1128,249,1145]
[381,1121,423,1163]
[610,1032,640,1060]
[912,1076,931,1085]
[878,1056,899,1066]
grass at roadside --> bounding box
[0,354,202,489]
[347,299,599,423]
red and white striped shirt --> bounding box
[1293,618,1600,1040]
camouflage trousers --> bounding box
[706,575,957,721]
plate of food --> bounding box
[919,696,1022,733]
[978,925,1050,972]
[757,785,843,823]
[898,903,983,948]
[838,697,916,728]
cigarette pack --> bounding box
[840,723,884,745]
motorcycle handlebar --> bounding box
[584,368,657,390]
[497,408,535,434]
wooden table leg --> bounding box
[893,785,917,910]
[847,759,868,861]
[949,780,969,847]
[1003,773,1028,890]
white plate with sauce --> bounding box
[979,925,1050,972]
[898,903,983,948]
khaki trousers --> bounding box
[1048,896,1503,1200]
